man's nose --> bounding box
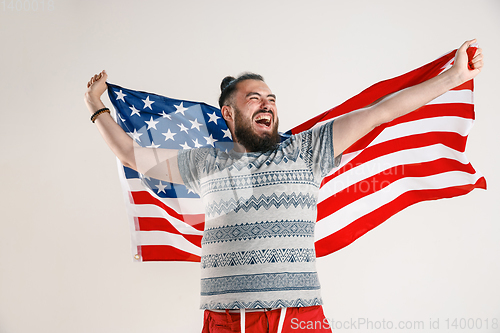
[260,99,271,110]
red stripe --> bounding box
[130,191,205,228]
[137,216,203,247]
[318,158,479,221]
[452,79,473,91]
[140,245,201,262]
[315,176,486,257]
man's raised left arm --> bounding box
[332,39,484,158]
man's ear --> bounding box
[221,105,234,122]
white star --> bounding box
[179,142,191,149]
[117,113,126,122]
[115,89,127,102]
[178,123,189,133]
[187,188,195,194]
[155,181,168,194]
[158,111,171,120]
[146,141,160,148]
[192,138,203,148]
[189,118,203,131]
[208,111,221,124]
[222,128,232,140]
[129,105,141,117]
[174,102,188,116]
[204,134,218,147]
[142,96,155,110]
[162,129,177,141]
[127,128,143,142]
[145,116,159,130]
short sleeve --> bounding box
[177,148,213,195]
[297,120,341,181]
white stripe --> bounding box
[319,143,471,201]
[427,90,473,105]
[315,170,483,241]
[277,308,287,333]
[136,230,202,256]
[241,309,245,333]
[127,179,204,215]
[368,116,473,148]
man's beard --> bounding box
[233,107,280,153]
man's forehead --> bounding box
[236,79,273,95]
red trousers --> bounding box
[202,305,333,333]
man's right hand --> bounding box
[84,70,185,185]
[85,70,108,108]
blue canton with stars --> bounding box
[106,82,234,199]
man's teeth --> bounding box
[255,114,272,122]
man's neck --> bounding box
[232,141,249,153]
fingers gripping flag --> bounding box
[107,47,485,262]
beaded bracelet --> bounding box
[91,108,110,123]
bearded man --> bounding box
[84,40,483,333]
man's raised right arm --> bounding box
[84,70,184,184]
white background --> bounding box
[0,0,499,332]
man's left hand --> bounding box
[451,39,483,85]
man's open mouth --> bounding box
[254,113,272,127]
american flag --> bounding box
[106,46,485,262]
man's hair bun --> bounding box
[218,73,264,108]
[220,76,236,92]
